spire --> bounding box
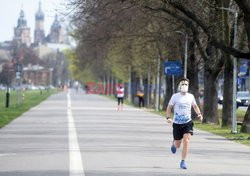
[17,8,27,28]
[51,14,61,29]
[21,2,23,11]
[20,9,24,18]
[39,0,41,11]
[20,3,24,17]
[36,1,44,20]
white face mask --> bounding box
[179,80,189,93]
[180,85,189,93]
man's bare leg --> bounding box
[182,133,191,160]
[180,133,191,169]
[174,140,182,149]
[171,139,181,153]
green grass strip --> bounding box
[0,89,57,128]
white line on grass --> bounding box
[67,90,85,176]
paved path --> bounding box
[0,89,250,176]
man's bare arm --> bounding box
[166,105,173,123]
[192,104,203,121]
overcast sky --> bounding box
[0,0,68,42]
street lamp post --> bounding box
[155,55,160,111]
[184,34,188,78]
[175,31,188,78]
[232,11,238,133]
[219,7,238,133]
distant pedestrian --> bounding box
[166,78,203,169]
[137,89,144,108]
[63,84,68,92]
[74,81,79,92]
[116,83,124,111]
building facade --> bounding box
[13,10,31,46]
[14,2,65,46]
[5,2,68,87]
[22,65,52,86]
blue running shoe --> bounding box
[171,142,176,154]
[180,160,187,169]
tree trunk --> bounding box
[244,14,250,50]
[187,39,200,119]
[114,78,118,96]
[146,65,151,108]
[220,0,233,127]
[144,78,148,107]
[153,75,157,108]
[103,74,106,94]
[202,5,224,124]
[187,40,200,106]
[134,76,140,106]
[202,42,222,124]
[235,0,250,49]
[163,75,172,111]
[110,75,113,96]
[241,104,250,133]
[235,0,250,126]
[222,56,233,126]
[106,75,109,94]
[127,65,132,102]
[131,70,136,104]
[203,69,219,124]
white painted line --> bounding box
[0,153,17,157]
[68,91,85,176]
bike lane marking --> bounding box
[68,90,85,176]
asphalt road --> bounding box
[0,89,250,176]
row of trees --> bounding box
[66,0,250,132]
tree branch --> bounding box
[166,0,250,59]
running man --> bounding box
[116,83,124,111]
[166,78,203,169]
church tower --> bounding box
[34,1,45,45]
[13,9,31,46]
[48,14,64,43]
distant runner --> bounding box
[166,78,203,169]
[116,83,124,111]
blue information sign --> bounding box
[164,61,182,75]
